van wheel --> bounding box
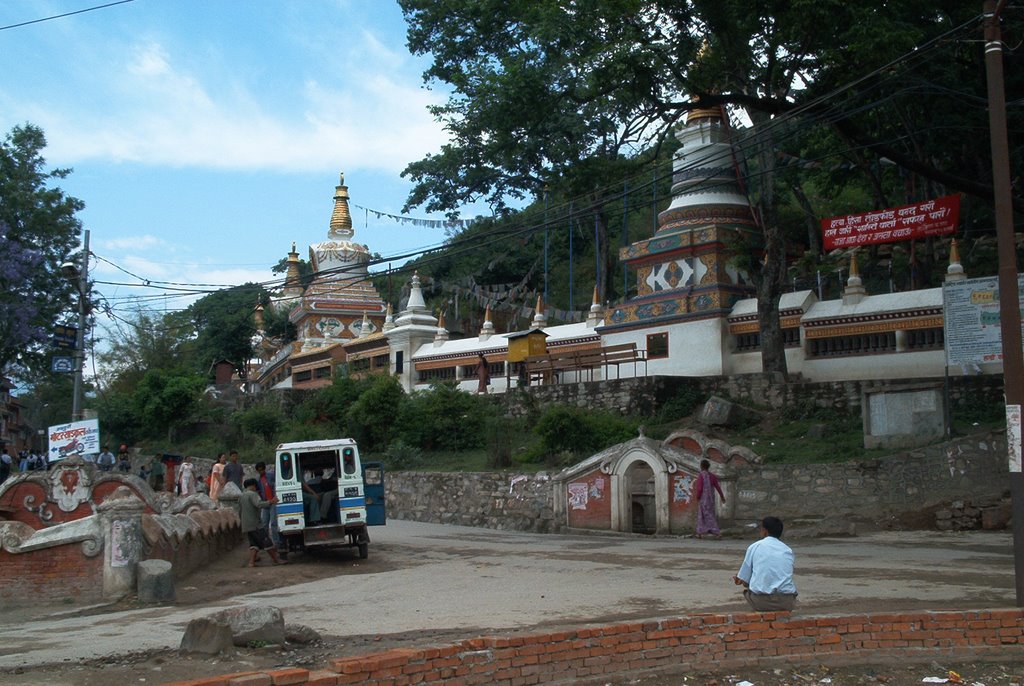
[358,542,368,559]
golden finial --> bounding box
[949,238,961,265]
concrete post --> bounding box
[95,486,146,600]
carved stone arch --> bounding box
[610,447,672,534]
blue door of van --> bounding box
[363,462,387,526]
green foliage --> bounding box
[656,385,706,423]
[385,440,424,470]
[181,283,266,380]
[0,124,84,378]
[293,376,373,433]
[232,403,286,444]
[132,369,206,439]
[532,404,638,464]
[396,381,498,451]
[345,375,406,451]
[484,415,525,469]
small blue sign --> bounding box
[51,356,74,373]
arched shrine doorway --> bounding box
[553,432,754,535]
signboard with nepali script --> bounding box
[821,195,960,250]
[47,418,100,462]
[943,274,1024,369]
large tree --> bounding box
[0,125,84,378]
[398,0,997,375]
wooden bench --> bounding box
[601,342,648,378]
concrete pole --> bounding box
[983,0,1024,606]
[71,229,90,422]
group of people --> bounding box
[95,445,132,473]
[175,450,247,500]
[1,447,51,484]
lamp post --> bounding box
[60,229,90,422]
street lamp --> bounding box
[60,229,90,422]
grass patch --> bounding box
[735,415,889,464]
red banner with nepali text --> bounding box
[821,195,960,251]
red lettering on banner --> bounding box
[820,195,960,251]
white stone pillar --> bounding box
[96,486,146,600]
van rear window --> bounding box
[278,453,294,481]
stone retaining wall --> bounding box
[161,608,1024,686]
[385,471,556,533]
[495,374,1004,419]
[385,431,1008,534]
[730,432,1009,524]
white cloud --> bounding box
[97,235,169,251]
[31,34,448,175]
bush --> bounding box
[484,416,523,468]
[396,381,497,451]
[346,375,406,451]
[533,404,638,463]
[231,403,286,443]
[385,440,424,470]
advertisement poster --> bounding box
[47,418,100,462]
[821,195,959,250]
[943,275,1024,367]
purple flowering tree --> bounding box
[0,125,84,379]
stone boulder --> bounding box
[180,616,235,655]
[208,605,286,647]
[137,559,176,604]
[699,396,762,428]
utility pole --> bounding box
[71,229,90,422]
[983,0,1024,606]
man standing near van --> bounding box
[254,461,282,554]
[223,450,244,490]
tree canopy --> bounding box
[398,1,1013,374]
[0,125,84,378]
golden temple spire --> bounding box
[329,171,353,240]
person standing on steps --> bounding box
[223,450,245,490]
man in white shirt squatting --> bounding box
[732,516,798,612]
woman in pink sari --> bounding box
[208,453,227,502]
[692,459,725,539]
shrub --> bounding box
[346,375,406,451]
[231,403,286,444]
[385,440,424,470]
[396,381,497,451]
[533,405,638,462]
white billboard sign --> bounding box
[47,418,100,462]
[943,274,1024,369]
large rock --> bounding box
[180,616,235,655]
[209,605,286,647]
[699,396,762,428]
[137,559,176,604]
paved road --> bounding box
[0,520,1015,669]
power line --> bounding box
[0,0,135,32]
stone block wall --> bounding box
[384,471,556,533]
[161,609,1024,686]
[384,432,1007,534]
[493,373,1004,421]
[731,433,1008,524]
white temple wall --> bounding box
[800,349,946,382]
[726,345,806,376]
[601,317,728,378]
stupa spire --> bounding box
[329,172,354,240]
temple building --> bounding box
[252,129,970,396]
[253,174,387,391]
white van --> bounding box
[274,438,372,558]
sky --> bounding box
[0,0,476,319]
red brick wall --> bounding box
[565,469,611,529]
[0,541,104,604]
[162,609,1024,686]
[668,472,697,532]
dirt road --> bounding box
[0,520,1016,685]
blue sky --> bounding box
[1,0,476,318]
